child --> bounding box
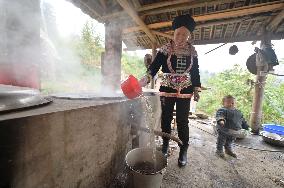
[215,95,249,158]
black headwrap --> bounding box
[172,14,196,32]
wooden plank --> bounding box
[122,2,284,33]
[116,0,157,45]
[266,7,284,32]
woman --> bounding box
[140,14,201,167]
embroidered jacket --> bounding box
[147,41,201,98]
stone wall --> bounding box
[0,95,160,188]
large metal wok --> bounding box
[0,85,52,113]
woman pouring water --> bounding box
[139,14,201,167]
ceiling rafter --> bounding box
[122,2,284,33]
[116,0,158,46]
[151,30,174,40]
[266,7,284,32]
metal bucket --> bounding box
[125,148,167,188]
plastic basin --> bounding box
[263,124,284,136]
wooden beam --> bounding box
[138,0,196,12]
[74,0,103,21]
[101,12,128,22]
[100,0,250,22]
[131,0,141,8]
[99,0,106,10]
[151,30,174,40]
[193,33,283,45]
[139,0,234,16]
[266,7,284,32]
[209,25,214,39]
[123,33,283,49]
[250,39,271,133]
[116,0,157,45]
[100,0,207,22]
[123,2,284,33]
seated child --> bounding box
[215,95,249,158]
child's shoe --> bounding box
[225,148,237,158]
[215,150,225,158]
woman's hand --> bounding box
[139,75,149,87]
[193,90,200,102]
[219,120,225,126]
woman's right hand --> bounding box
[219,120,225,126]
[139,75,149,87]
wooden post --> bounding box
[151,44,157,89]
[250,38,271,134]
[103,21,122,92]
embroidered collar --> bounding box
[159,40,198,57]
[159,40,197,74]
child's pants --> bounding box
[216,131,235,151]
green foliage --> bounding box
[198,64,284,125]
[75,21,104,68]
[262,76,284,124]
[121,52,146,79]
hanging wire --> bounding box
[204,43,227,55]
[266,72,284,77]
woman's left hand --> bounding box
[193,91,200,102]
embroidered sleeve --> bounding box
[191,45,198,57]
[190,56,201,88]
[158,42,172,56]
[216,108,227,124]
[148,51,166,78]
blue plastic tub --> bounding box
[263,124,284,135]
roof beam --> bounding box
[123,2,284,33]
[123,33,283,50]
[266,7,284,32]
[138,0,197,12]
[101,0,197,21]
[116,0,157,45]
[193,33,284,45]
[99,0,107,10]
[70,0,103,21]
[123,16,267,34]
[131,0,141,8]
[139,0,232,16]
[100,0,260,22]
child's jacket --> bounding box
[216,107,249,132]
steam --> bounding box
[40,0,104,94]
[0,0,146,97]
[0,0,41,88]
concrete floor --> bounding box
[161,121,284,188]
